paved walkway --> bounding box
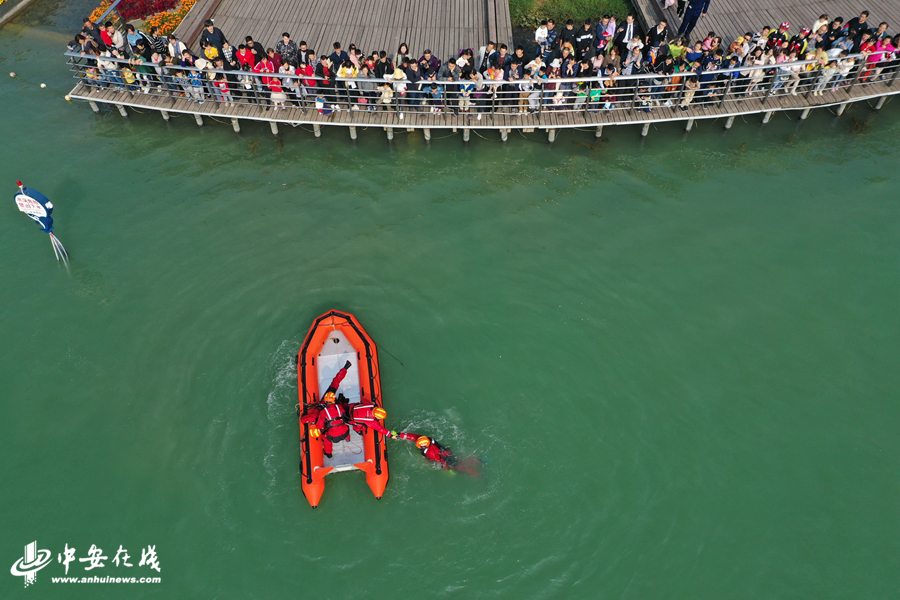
[175,0,513,61]
[635,0,899,43]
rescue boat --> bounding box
[297,310,389,508]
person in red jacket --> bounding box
[347,404,394,437]
[301,362,352,457]
[393,433,458,468]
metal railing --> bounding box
[65,50,900,120]
[95,0,126,33]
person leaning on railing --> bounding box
[66,5,897,118]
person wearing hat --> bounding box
[767,22,790,50]
[391,434,459,469]
[199,20,226,55]
[676,0,712,39]
[389,67,408,113]
[276,33,298,67]
[789,28,811,56]
[300,363,352,458]
[347,402,394,438]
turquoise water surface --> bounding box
[1,5,899,599]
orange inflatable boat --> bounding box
[297,310,389,508]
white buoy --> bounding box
[64,95,71,101]
[10,72,16,77]
[40,83,46,88]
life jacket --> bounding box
[350,403,377,423]
[321,403,347,429]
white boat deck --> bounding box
[317,330,365,473]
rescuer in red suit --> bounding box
[393,433,458,468]
[302,361,352,457]
[347,403,394,438]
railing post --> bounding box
[677,75,688,107]
[889,63,900,87]
[762,71,778,104]
[849,61,863,93]
[719,75,733,108]
[630,78,639,110]
[539,85,543,116]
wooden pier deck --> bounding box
[635,0,900,44]
[68,78,899,139]
[175,0,513,60]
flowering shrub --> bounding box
[89,0,113,24]
[87,0,196,36]
[120,0,177,21]
[143,0,196,35]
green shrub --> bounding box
[510,0,634,29]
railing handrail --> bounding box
[63,50,872,87]
[96,0,124,26]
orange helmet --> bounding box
[323,391,336,403]
[416,436,431,449]
[373,407,387,420]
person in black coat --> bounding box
[199,20,227,53]
[614,15,643,56]
[646,19,670,55]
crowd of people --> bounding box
[68,9,898,116]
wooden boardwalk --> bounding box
[635,0,899,44]
[68,79,899,138]
[175,0,513,61]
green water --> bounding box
[2,7,899,599]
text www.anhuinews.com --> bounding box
[51,575,161,583]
